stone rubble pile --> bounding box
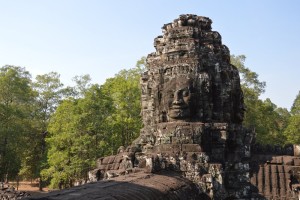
[0,184,30,200]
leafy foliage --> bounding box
[0,66,34,181]
[42,84,113,188]
[284,91,300,144]
[230,55,289,145]
[19,72,66,190]
[291,91,300,115]
[100,57,145,151]
[32,72,65,128]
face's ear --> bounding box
[189,81,196,93]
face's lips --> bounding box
[169,107,190,119]
[171,105,188,109]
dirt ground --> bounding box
[8,181,49,196]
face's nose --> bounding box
[173,89,184,105]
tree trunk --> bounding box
[39,177,43,191]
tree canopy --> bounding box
[230,55,289,145]
[284,91,300,144]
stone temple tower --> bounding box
[136,14,253,199]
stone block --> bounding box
[294,158,300,166]
[181,144,202,152]
[98,164,106,170]
[112,163,120,170]
[294,145,300,157]
[283,156,294,165]
[102,156,114,165]
[96,158,104,168]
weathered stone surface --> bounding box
[142,14,244,126]
[25,171,205,200]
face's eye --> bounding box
[169,93,174,98]
[182,90,189,97]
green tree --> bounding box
[291,91,300,115]
[230,55,265,130]
[255,98,289,144]
[275,107,290,138]
[101,63,144,151]
[284,91,300,144]
[230,55,288,144]
[284,115,300,144]
[32,72,64,129]
[231,55,266,95]
[74,84,114,160]
[19,72,65,189]
[42,99,77,188]
[71,74,92,98]
[43,84,113,189]
[0,65,34,182]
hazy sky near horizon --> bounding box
[0,0,299,110]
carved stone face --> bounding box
[160,75,196,121]
[168,85,191,119]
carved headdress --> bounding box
[141,14,245,126]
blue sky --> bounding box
[0,0,299,109]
